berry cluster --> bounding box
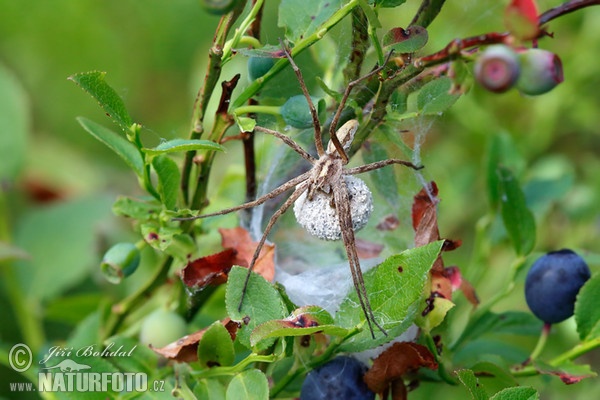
[474,45,564,96]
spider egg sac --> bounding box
[293,176,374,241]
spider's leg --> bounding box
[173,171,311,221]
[329,51,395,162]
[279,39,325,157]
[345,158,423,175]
[237,181,310,312]
[332,178,387,338]
[254,126,316,163]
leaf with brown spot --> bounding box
[219,227,275,281]
[364,342,437,398]
[533,360,597,385]
[182,248,237,289]
[150,318,239,362]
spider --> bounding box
[178,43,422,338]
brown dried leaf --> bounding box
[355,238,384,259]
[151,318,239,362]
[182,248,237,289]
[364,342,437,396]
[220,227,275,281]
[376,214,400,231]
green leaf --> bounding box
[371,0,407,7]
[234,115,257,133]
[0,63,29,180]
[486,133,526,209]
[0,241,29,262]
[575,273,600,340]
[45,294,104,325]
[104,336,158,375]
[69,71,133,130]
[362,141,399,209]
[336,241,443,352]
[452,311,543,350]
[278,0,344,43]
[490,387,538,400]
[152,155,180,210]
[470,361,519,388]
[416,297,455,332]
[225,369,269,400]
[77,117,144,177]
[194,379,226,400]
[198,321,235,368]
[497,166,536,255]
[456,369,488,400]
[14,196,113,301]
[144,138,224,156]
[532,360,597,385]
[140,221,183,252]
[112,196,162,220]
[250,306,349,346]
[382,26,428,54]
[417,77,460,115]
[225,266,287,349]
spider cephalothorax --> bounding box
[177,43,422,338]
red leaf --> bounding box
[505,0,540,40]
[181,227,275,290]
[364,342,437,396]
[220,227,275,281]
[182,248,237,288]
[151,318,239,362]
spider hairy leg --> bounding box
[279,39,325,157]
[237,181,311,311]
[332,176,387,338]
[172,171,311,221]
[328,50,395,163]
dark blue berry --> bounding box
[525,249,591,324]
[300,356,375,400]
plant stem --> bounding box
[182,4,245,205]
[234,105,281,117]
[0,193,45,353]
[410,0,448,28]
[510,336,600,377]
[102,256,173,341]
[527,322,552,363]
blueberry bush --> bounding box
[1,0,600,399]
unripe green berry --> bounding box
[200,0,239,15]
[139,309,187,348]
[516,48,564,96]
[281,95,322,129]
[248,57,276,81]
[474,45,520,93]
[101,243,141,284]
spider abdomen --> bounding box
[293,176,373,241]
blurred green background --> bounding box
[1,0,599,398]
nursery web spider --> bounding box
[178,43,422,338]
